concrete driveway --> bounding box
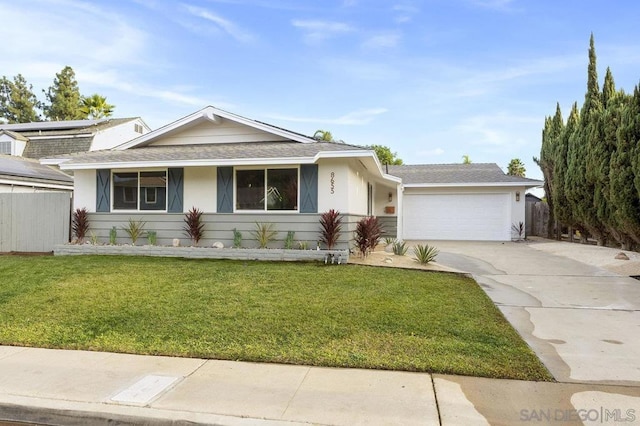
[415,240,640,386]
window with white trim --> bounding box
[113,171,167,211]
[235,168,298,211]
[0,141,11,155]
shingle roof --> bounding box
[386,163,542,185]
[58,141,368,166]
[22,136,94,159]
[0,155,73,183]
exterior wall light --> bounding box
[516,191,521,202]
[388,192,393,202]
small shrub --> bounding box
[72,207,90,243]
[319,209,342,249]
[147,230,157,246]
[122,218,146,245]
[88,231,99,245]
[384,237,396,246]
[298,241,309,250]
[354,216,383,257]
[232,228,242,248]
[252,222,277,248]
[512,221,525,241]
[413,244,439,264]
[183,207,205,245]
[392,240,408,256]
[109,226,117,245]
[284,231,295,249]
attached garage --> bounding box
[402,191,511,241]
[387,164,542,241]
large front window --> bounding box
[113,171,167,211]
[236,168,298,211]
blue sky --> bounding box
[1,0,640,181]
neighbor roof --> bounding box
[0,118,145,159]
[387,163,542,187]
[56,141,371,169]
[0,155,73,184]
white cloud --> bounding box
[393,2,419,23]
[291,19,355,43]
[362,32,402,49]
[454,112,540,148]
[268,108,388,126]
[466,0,516,12]
[183,4,255,43]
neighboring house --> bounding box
[0,118,151,159]
[0,155,73,192]
[46,106,541,247]
[388,164,541,241]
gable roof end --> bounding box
[117,106,317,150]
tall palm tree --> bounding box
[80,94,115,119]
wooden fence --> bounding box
[526,200,550,237]
[0,193,71,252]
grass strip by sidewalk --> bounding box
[0,255,552,381]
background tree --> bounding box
[313,129,334,141]
[462,154,472,164]
[0,74,41,123]
[43,66,86,121]
[79,94,114,119]
[552,103,578,233]
[370,144,403,165]
[506,158,526,177]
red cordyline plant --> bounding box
[319,209,342,249]
[72,207,90,243]
[354,216,383,257]
[183,207,205,245]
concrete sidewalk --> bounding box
[2,345,640,425]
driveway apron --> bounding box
[426,241,640,386]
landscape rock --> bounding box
[384,244,394,253]
[383,257,393,264]
[212,241,224,249]
[615,252,630,260]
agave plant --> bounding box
[252,222,277,248]
[183,207,205,245]
[413,244,439,264]
[72,207,90,243]
[392,240,408,256]
[354,216,383,257]
[122,218,146,245]
[319,209,342,249]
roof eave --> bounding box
[403,181,543,188]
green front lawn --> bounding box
[0,256,551,380]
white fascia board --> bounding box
[116,106,316,150]
[314,150,402,184]
[40,158,71,166]
[403,181,543,189]
[59,157,319,171]
[0,178,73,190]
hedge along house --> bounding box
[48,106,402,248]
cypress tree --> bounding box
[43,66,86,121]
[567,34,605,243]
[610,85,640,248]
[536,116,555,238]
[553,103,578,230]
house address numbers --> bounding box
[330,171,335,194]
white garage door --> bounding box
[403,193,511,241]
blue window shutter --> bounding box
[96,169,110,212]
[217,167,233,213]
[299,164,318,213]
[167,168,184,213]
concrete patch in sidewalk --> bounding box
[111,375,181,406]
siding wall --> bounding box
[0,192,71,252]
[87,212,365,249]
[150,120,288,146]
